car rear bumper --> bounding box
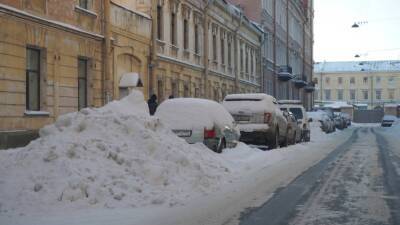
[237,124,270,132]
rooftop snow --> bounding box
[314,60,400,73]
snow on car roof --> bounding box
[224,93,275,101]
[383,115,397,120]
[156,98,234,130]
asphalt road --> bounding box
[239,127,400,225]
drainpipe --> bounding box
[233,7,243,93]
[149,0,158,96]
[272,0,277,97]
[103,0,112,104]
[203,0,215,98]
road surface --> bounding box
[239,126,400,225]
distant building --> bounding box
[313,61,400,109]
[226,0,315,110]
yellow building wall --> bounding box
[0,11,103,131]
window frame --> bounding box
[78,57,88,110]
[26,47,41,111]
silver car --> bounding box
[155,98,240,153]
[222,93,288,149]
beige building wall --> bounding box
[0,1,152,132]
[0,1,104,131]
[149,0,262,103]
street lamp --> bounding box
[351,21,368,28]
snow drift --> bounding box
[0,91,230,216]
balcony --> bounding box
[277,65,294,81]
[304,82,316,92]
[293,75,308,88]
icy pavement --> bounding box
[240,124,400,225]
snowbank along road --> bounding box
[239,126,400,225]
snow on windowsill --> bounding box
[74,6,98,17]
[24,110,50,117]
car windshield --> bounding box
[289,108,303,119]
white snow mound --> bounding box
[0,91,230,216]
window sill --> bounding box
[157,39,166,45]
[75,6,97,18]
[24,110,50,117]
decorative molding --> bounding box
[181,3,191,20]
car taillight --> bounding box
[204,127,216,139]
[264,112,272,124]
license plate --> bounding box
[234,115,250,121]
[173,130,192,137]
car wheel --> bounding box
[216,138,226,154]
[268,128,279,150]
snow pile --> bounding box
[0,91,230,216]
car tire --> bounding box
[215,138,226,154]
[268,128,279,150]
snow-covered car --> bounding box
[282,110,301,145]
[155,98,240,153]
[381,115,397,127]
[222,93,288,149]
[307,111,335,133]
[278,100,310,142]
[341,112,352,126]
[333,112,347,130]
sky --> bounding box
[313,0,400,62]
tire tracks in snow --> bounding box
[239,127,399,225]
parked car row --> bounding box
[307,109,351,134]
[155,93,311,153]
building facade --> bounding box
[226,0,315,109]
[314,61,400,109]
[0,0,262,145]
[149,0,262,102]
[0,0,151,136]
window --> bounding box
[337,89,343,100]
[212,34,217,61]
[350,77,355,85]
[363,77,368,84]
[324,89,331,100]
[325,77,330,84]
[183,84,189,97]
[220,36,225,64]
[171,12,177,45]
[350,90,356,100]
[26,48,41,111]
[376,77,381,83]
[171,81,178,97]
[363,90,368,100]
[376,90,382,100]
[245,48,249,73]
[194,24,199,54]
[250,51,254,75]
[338,77,343,84]
[389,89,395,99]
[183,19,189,50]
[79,0,89,9]
[157,5,163,40]
[240,45,244,72]
[227,40,232,67]
[78,58,88,110]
